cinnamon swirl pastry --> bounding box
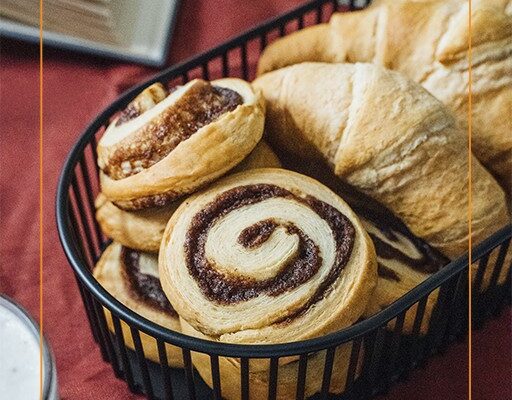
[159,168,377,399]
[93,243,183,367]
[95,141,281,252]
[98,78,265,210]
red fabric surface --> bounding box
[0,1,510,399]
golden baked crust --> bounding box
[159,168,376,398]
[257,0,512,193]
[98,78,265,210]
[253,62,509,260]
[93,243,183,367]
[95,141,281,252]
[95,194,179,252]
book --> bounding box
[0,0,180,67]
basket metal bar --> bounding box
[473,252,490,295]
[67,206,99,342]
[320,347,336,398]
[426,278,456,356]
[111,315,137,392]
[71,175,98,263]
[487,239,511,316]
[472,252,491,327]
[130,327,155,399]
[222,52,229,77]
[295,353,308,400]
[210,355,222,400]
[381,311,405,392]
[78,154,103,251]
[259,33,268,52]
[91,297,117,367]
[298,14,305,29]
[240,357,250,400]
[444,270,469,346]
[156,339,175,400]
[362,327,386,397]
[316,4,324,23]
[201,62,210,81]
[90,134,101,181]
[240,42,249,80]
[345,337,362,389]
[278,23,286,37]
[402,296,428,378]
[268,357,279,400]
[181,349,196,400]
[74,274,101,344]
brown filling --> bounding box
[276,153,449,278]
[105,81,243,180]
[238,219,279,249]
[377,263,400,282]
[368,230,445,275]
[121,246,177,316]
[116,82,169,126]
[116,103,142,126]
[184,184,355,311]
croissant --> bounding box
[95,141,281,252]
[159,168,377,399]
[98,78,265,210]
[257,0,512,192]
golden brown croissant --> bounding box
[257,0,512,192]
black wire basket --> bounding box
[56,0,512,399]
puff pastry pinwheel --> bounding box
[93,243,183,367]
[159,168,377,399]
[98,78,265,210]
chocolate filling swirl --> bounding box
[105,82,243,180]
[184,184,355,307]
[369,229,445,276]
[121,247,177,316]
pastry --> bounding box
[97,78,265,210]
[95,141,281,252]
[253,63,510,331]
[279,155,449,334]
[253,63,509,260]
[159,168,377,399]
[93,243,183,367]
[257,0,512,192]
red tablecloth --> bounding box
[0,1,510,399]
